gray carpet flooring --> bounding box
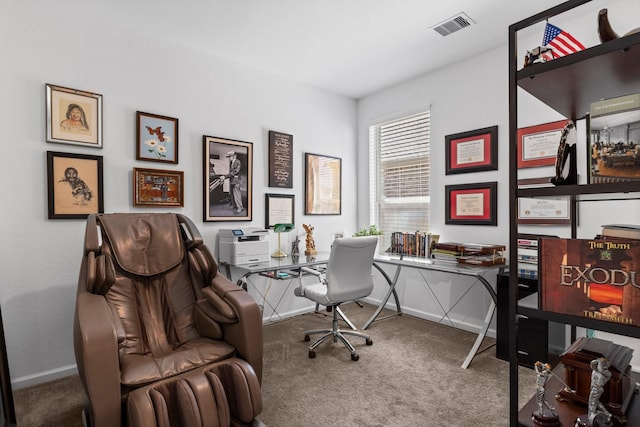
[13,303,532,426]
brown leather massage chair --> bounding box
[73,213,264,427]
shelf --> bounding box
[517,182,640,198]
[518,32,640,119]
[518,364,640,426]
[518,293,640,339]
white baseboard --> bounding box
[12,364,78,390]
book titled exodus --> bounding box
[540,238,640,326]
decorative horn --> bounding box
[599,8,640,43]
[598,9,619,43]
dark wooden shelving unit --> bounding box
[508,1,640,425]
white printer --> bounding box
[218,227,270,265]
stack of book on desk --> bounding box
[456,243,506,266]
[431,242,506,266]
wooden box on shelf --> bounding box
[557,337,634,418]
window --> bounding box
[369,111,430,253]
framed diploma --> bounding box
[445,182,497,226]
[517,197,571,224]
[517,120,569,168]
[265,193,295,229]
[445,126,498,175]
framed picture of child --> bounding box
[46,84,103,148]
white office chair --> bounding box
[294,236,378,361]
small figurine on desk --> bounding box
[532,361,560,426]
[575,358,613,427]
[291,235,300,262]
[303,223,317,256]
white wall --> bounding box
[0,2,357,387]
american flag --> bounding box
[542,22,585,61]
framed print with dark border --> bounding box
[305,153,341,215]
[445,126,498,175]
[203,135,253,222]
[588,93,640,184]
[517,197,571,224]
[445,182,497,226]
[517,120,568,168]
[265,193,294,229]
[47,151,104,219]
[133,167,184,207]
[268,131,293,188]
[46,84,103,148]
[136,111,179,164]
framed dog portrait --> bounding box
[46,84,103,148]
[47,151,104,219]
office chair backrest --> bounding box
[324,236,378,303]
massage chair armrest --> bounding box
[74,290,122,427]
[210,273,264,384]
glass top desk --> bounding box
[370,254,504,369]
[222,253,502,369]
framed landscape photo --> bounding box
[136,111,179,164]
[305,153,341,215]
[47,151,103,219]
[203,135,253,222]
[133,167,184,207]
[445,181,497,226]
[517,120,568,169]
[445,126,498,175]
[265,193,294,229]
[46,83,103,148]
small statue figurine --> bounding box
[532,361,560,426]
[291,235,300,262]
[303,223,317,256]
[575,357,613,427]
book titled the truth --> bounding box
[540,238,640,326]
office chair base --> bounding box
[304,328,372,361]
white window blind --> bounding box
[369,111,430,253]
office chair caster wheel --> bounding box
[309,350,316,358]
[366,338,373,345]
[304,335,310,342]
[351,353,359,361]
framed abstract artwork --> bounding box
[305,153,341,215]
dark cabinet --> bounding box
[496,273,563,368]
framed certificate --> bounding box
[517,120,569,168]
[517,197,570,224]
[445,126,498,175]
[445,182,497,226]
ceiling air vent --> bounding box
[430,12,475,36]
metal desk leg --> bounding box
[461,300,496,369]
[362,263,403,330]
